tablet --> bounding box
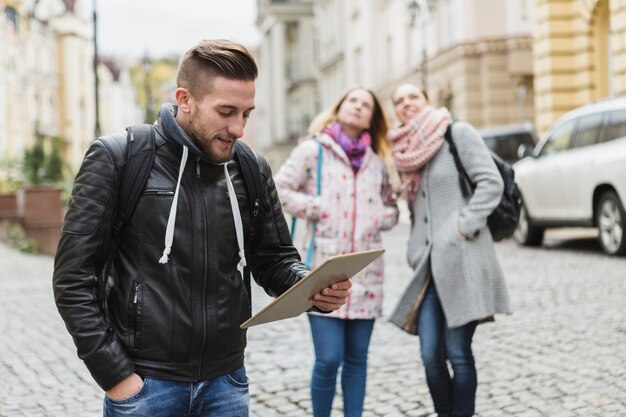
[241,248,385,329]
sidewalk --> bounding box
[1,223,625,416]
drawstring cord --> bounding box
[159,146,189,264]
[224,162,247,273]
[158,150,246,274]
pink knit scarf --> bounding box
[386,105,452,199]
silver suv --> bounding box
[513,96,626,255]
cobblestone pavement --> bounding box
[0,223,625,417]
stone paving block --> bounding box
[276,402,300,414]
[2,225,626,416]
[550,412,577,417]
[515,410,543,417]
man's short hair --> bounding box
[176,39,258,98]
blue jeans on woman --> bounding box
[418,282,478,417]
[308,314,375,417]
[103,366,249,417]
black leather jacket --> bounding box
[53,124,308,390]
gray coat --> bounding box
[389,122,512,333]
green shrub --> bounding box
[5,223,37,253]
[0,156,22,193]
[22,128,65,186]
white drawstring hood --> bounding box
[159,146,189,264]
[224,162,247,271]
[158,148,246,270]
[157,104,246,268]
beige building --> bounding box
[255,0,536,167]
[255,0,317,168]
[0,0,141,176]
[533,0,626,135]
[1,0,96,170]
[98,56,143,137]
[319,0,536,128]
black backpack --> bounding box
[100,124,263,312]
[444,123,521,241]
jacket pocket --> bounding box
[128,281,143,351]
[135,262,194,363]
[130,190,175,247]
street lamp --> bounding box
[142,53,153,123]
[408,0,437,92]
[92,0,101,137]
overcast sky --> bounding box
[91,0,261,59]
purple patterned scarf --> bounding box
[323,122,371,172]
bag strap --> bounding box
[233,140,265,307]
[234,140,263,223]
[100,125,156,313]
[444,123,473,199]
[290,137,323,267]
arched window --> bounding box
[445,93,454,118]
[591,0,611,97]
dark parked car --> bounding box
[478,122,539,164]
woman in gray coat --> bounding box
[386,83,511,417]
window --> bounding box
[5,6,19,31]
[444,93,454,118]
[484,132,536,164]
[539,119,576,156]
[599,110,626,143]
[570,112,605,149]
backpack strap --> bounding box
[233,140,264,307]
[100,125,156,314]
[444,123,473,199]
[289,138,323,239]
[289,137,322,267]
[234,140,263,226]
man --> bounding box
[53,39,351,417]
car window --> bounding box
[488,133,535,163]
[570,112,605,149]
[599,110,626,143]
[538,119,576,157]
[483,136,496,150]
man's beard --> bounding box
[188,121,235,163]
[193,135,235,163]
[207,143,235,164]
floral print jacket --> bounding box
[275,133,398,319]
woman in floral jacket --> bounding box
[275,87,398,417]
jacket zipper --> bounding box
[194,158,208,380]
[130,282,141,348]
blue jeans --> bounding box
[418,283,478,417]
[308,315,375,417]
[103,366,249,417]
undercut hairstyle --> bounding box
[176,39,258,98]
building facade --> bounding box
[0,0,94,171]
[0,0,141,176]
[255,0,317,167]
[533,0,626,134]
[98,56,143,137]
[254,0,535,167]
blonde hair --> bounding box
[308,87,391,161]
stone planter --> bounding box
[0,192,19,242]
[0,192,18,218]
[16,186,63,255]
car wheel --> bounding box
[596,191,626,256]
[513,200,544,246]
